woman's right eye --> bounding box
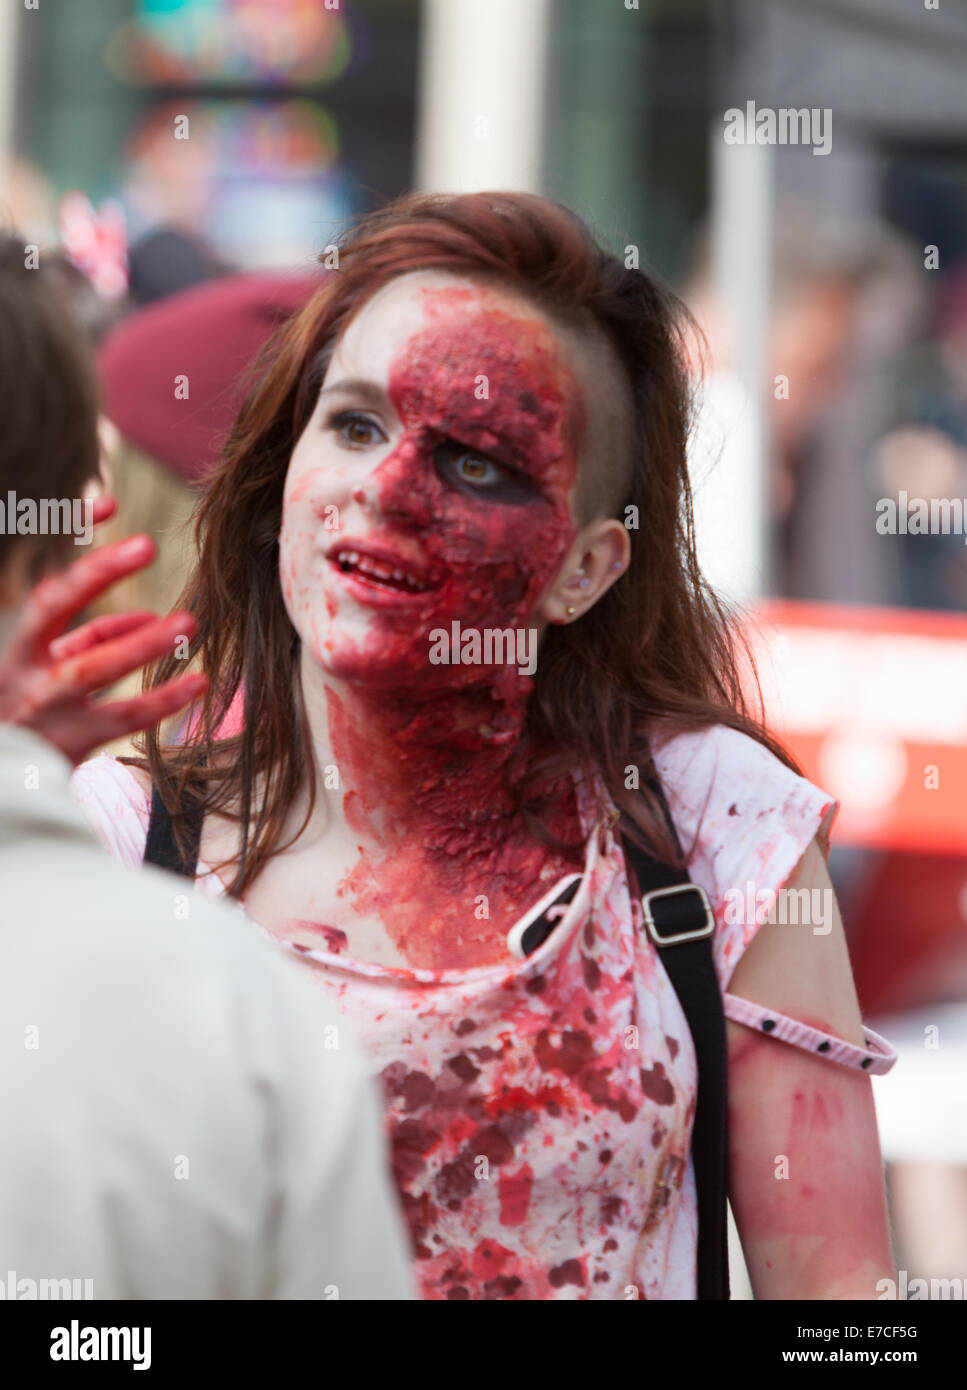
[326,410,384,447]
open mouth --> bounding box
[331,549,434,594]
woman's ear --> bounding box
[536,518,631,627]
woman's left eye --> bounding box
[436,443,535,502]
[455,452,500,486]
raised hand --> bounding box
[0,497,208,764]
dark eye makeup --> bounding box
[323,408,538,504]
[433,440,538,503]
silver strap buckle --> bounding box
[641,883,714,946]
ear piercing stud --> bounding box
[566,605,575,616]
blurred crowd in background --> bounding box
[3,0,967,1296]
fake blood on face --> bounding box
[314,289,585,688]
[288,285,589,971]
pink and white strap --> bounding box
[723,992,898,1075]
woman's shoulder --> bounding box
[69,753,152,869]
[650,720,834,835]
[651,717,786,777]
[648,721,839,990]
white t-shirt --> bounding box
[69,722,894,1299]
[0,722,415,1301]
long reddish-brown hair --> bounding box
[132,191,798,895]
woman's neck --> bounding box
[275,648,584,970]
[300,648,537,869]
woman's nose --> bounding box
[352,438,429,524]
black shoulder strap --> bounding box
[620,781,730,1301]
[143,782,203,879]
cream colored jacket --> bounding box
[0,722,414,1300]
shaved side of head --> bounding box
[448,272,637,529]
[554,312,636,526]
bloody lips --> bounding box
[327,538,439,606]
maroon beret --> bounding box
[97,270,326,483]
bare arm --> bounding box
[726,836,896,1299]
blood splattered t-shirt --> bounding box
[71,723,837,1300]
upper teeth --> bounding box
[335,550,428,591]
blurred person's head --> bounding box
[681,207,925,518]
[80,273,322,750]
[138,189,796,897]
[87,271,323,628]
[683,205,924,460]
[126,225,234,308]
[769,209,923,457]
[0,232,101,612]
[97,271,324,489]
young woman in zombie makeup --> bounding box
[72,192,897,1300]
